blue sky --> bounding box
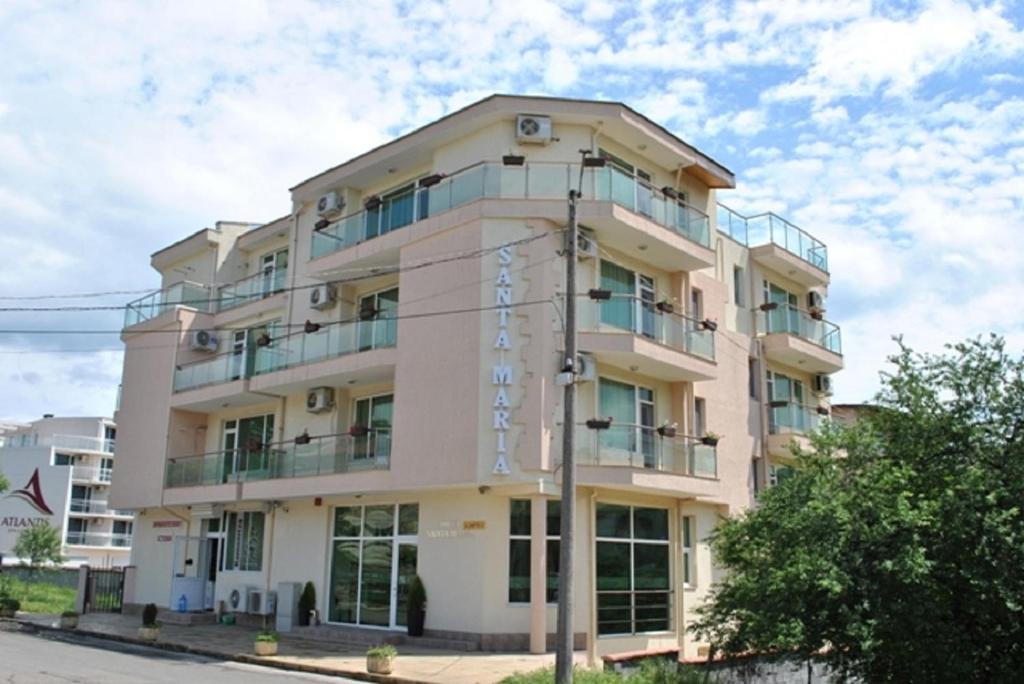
[0,0,1022,421]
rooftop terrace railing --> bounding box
[311,161,711,260]
[717,203,828,272]
[124,281,214,327]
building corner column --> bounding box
[529,495,547,654]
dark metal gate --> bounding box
[84,567,124,613]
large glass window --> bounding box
[353,394,393,464]
[767,371,807,433]
[508,499,561,604]
[224,511,264,571]
[329,503,418,628]
[595,503,671,636]
[598,378,656,466]
[681,515,695,587]
[358,287,399,351]
[223,414,275,480]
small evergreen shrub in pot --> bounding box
[297,581,316,627]
[366,644,397,674]
[138,603,160,641]
[406,575,427,637]
[60,610,79,629]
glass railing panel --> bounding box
[173,353,238,392]
[525,164,570,199]
[718,203,829,272]
[124,281,213,327]
[757,304,841,354]
[574,424,717,478]
[218,268,288,312]
[768,404,822,436]
[587,296,715,362]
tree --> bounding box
[693,336,1024,683]
[0,468,8,494]
[13,521,64,571]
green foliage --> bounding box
[255,630,279,643]
[141,603,159,627]
[0,468,8,494]
[297,581,316,626]
[61,610,78,618]
[407,574,426,611]
[693,335,1024,683]
[501,664,705,684]
[366,644,397,658]
[12,522,64,570]
[0,577,74,613]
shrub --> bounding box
[255,630,279,643]
[297,581,316,626]
[0,597,21,613]
[407,575,426,611]
[141,603,159,627]
[366,644,397,659]
[500,667,622,684]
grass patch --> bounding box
[501,660,707,684]
[501,668,623,684]
[3,578,76,614]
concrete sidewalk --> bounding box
[12,613,584,684]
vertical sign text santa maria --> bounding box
[492,245,515,475]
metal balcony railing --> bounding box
[717,203,828,272]
[757,303,842,354]
[65,532,133,548]
[311,161,711,260]
[580,295,715,362]
[574,423,717,479]
[164,430,391,488]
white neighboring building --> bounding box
[0,415,132,568]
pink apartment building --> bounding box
[112,95,842,660]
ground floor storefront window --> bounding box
[595,503,671,636]
[329,503,418,628]
[508,499,560,603]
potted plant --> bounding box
[366,644,397,674]
[349,425,370,437]
[698,319,718,332]
[655,300,675,314]
[406,575,426,637]
[254,630,279,656]
[138,603,160,641]
[60,610,79,629]
[0,597,20,618]
[297,581,316,627]
[701,432,721,447]
[656,422,677,438]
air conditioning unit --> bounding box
[246,588,264,614]
[309,284,337,310]
[264,591,278,616]
[813,374,833,395]
[577,228,598,260]
[316,191,345,218]
[576,352,597,382]
[807,290,824,313]
[189,330,218,352]
[306,387,335,413]
[516,114,552,144]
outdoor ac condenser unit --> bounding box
[577,228,598,260]
[306,387,335,414]
[246,588,264,614]
[516,114,552,144]
[309,284,337,310]
[316,191,345,218]
[189,330,218,352]
[814,374,833,395]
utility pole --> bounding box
[557,150,600,684]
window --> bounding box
[66,518,88,544]
[508,499,561,603]
[690,288,703,320]
[599,378,656,467]
[681,516,695,587]
[223,414,275,479]
[352,394,393,463]
[693,398,706,438]
[259,249,288,297]
[113,520,133,547]
[596,503,671,636]
[224,511,265,571]
[54,452,73,466]
[767,371,807,434]
[329,503,419,627]
[748,358,759,399]
[733,267,745,306]
[769,464,795,486]
[763,281,800,334]
[358,287,398,350]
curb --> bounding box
[6,617,430,684]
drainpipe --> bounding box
[587,488,598,668]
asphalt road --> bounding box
[0,628,365,683]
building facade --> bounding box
[113,95,842,659]
[0,415,131,567]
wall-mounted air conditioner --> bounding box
[309,284,337,310]
[189,330,218,352]
[813,374,833,395]
[306,387,335,414]
[576,352,597,382]
[807,290,824,314]
[516,114,552,144]
[577,228,598,260]
[316,191,345,218]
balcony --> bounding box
[69,499,132,517]
[71,465,112,484]
[217,267,287,313]
[575,423,717,477]
[757,304,843,374]
[0,434,115,453]
[767,402,825,458]
[310,161,714,272]
[718,204,829,285]
[65,532,132,548]
[124,281,214,327]
[577,296,716,382]
[165,431,391,489]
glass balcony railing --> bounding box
[253,318,396,376]
[124,281,214,327]
[768,403,824,436]
[65,532,132,547]
[574,423,718,478]
[757,303,841,354]
[580,295,715,362]
[717,203,828,272]
[1,434,115,453]
[218,268,288,312]
[69,499,132,516]
[71,466,113,483]
[164,430,391,488]
[173,318,396,393]
[311,161,711,260]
